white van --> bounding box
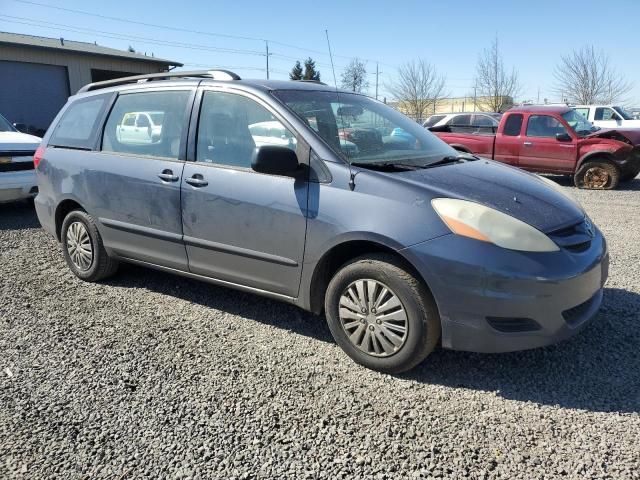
[574,105,640,129]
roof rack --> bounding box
[78,69,241,93]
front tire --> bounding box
[324,254,441,374]
[573,161,620,189]
[61,210,119,282]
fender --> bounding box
[576,150,619,171]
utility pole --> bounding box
[265,41,270,79]
[375,62,380,100]
[537,86,540,104]
[473,81,477,112]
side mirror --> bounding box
[251,145,299,176]
[556,132,572,142]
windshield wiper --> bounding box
[351,154,477,171]
[423,154,478,168]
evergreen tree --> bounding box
[289,61,303,80]
[303,58,321,81]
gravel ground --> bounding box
[1,179,639,479]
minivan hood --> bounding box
[390,160,584,233]
[586,128,640,145]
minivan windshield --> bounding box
[273,90,456,167]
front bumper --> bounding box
[401,230,608,353]
[0,170,38,202]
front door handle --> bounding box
[523,141,533,146]
[185,174,208,187]
[158,169,179,182]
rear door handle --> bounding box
[523,141,533,146]
[157,169,179,182]
[185,174,208,187]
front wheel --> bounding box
[324,254,441,374]
[573,161,620,190]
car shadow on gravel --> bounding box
[404,287,640,414]
[105,263,334,344]
[0,201,41,230]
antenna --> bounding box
[325,29,338,91]
[325,29,357,191]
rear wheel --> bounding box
[324,254,441,374]
[573,161,620,190]
[61,210,118,282]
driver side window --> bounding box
[526,115,568,138]
[595,108,619,121]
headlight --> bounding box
[431,198,559,252]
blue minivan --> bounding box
[34,70,608,373]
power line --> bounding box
[8,0,398,69]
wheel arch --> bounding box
[54,197,85,241]
[305,237,434,315]
[576,150,620,171]
[450,144,471,153]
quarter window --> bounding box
[502,114,523,136]
[196,91,296,168]
[101,90,191,159]
[526,115,568,138]
[49,95,109,149]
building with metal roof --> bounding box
[0,31,182,135]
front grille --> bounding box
[548,218,594,252]
[562,293,599,327]
[0,161,34,172]
[486,317,542,333]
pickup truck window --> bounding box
[526,115,568,138]
[503,114,523,136]
[595,108,620,121]
[448,114,471,127]
[575,108,589,119]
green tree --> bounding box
[289,60,303,80]
[303,57,321,81]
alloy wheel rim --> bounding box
[338,279,408,357]
[66,221,93,271]
[584,167,609,189]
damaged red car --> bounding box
[431,105,640,189]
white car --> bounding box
[116,111,164,144]
[423,112,502,133]
[573,105,640,129]
[0,114,41,203]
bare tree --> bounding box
[475,37,519,112]
[341,58,369,93]
[388,59,447,121]
[554,46,632,104]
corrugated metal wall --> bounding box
[0,44,170,133]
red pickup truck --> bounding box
[431,105,640,189]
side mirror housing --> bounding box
[251,145,299,176]
[556,132,572,142]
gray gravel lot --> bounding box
[1,178,639,479]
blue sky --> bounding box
[2,0,639,105]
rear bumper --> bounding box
[401,230,608,353]
[0,170,37,202]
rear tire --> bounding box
[324,254,441,374]
[61,210,119,282]
[573,161,620,190]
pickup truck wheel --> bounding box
[620,164,640,182]
[574,161,620,190]
[61,210,119,282]
[324,254,441,374]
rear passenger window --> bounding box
[503,114,523,136]
[196,91,296,168]
[102,90,191,160]
[49,95,109,149]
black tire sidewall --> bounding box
[325,256,439,374]
[61,210,102,281]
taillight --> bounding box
[33,146,45,169]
